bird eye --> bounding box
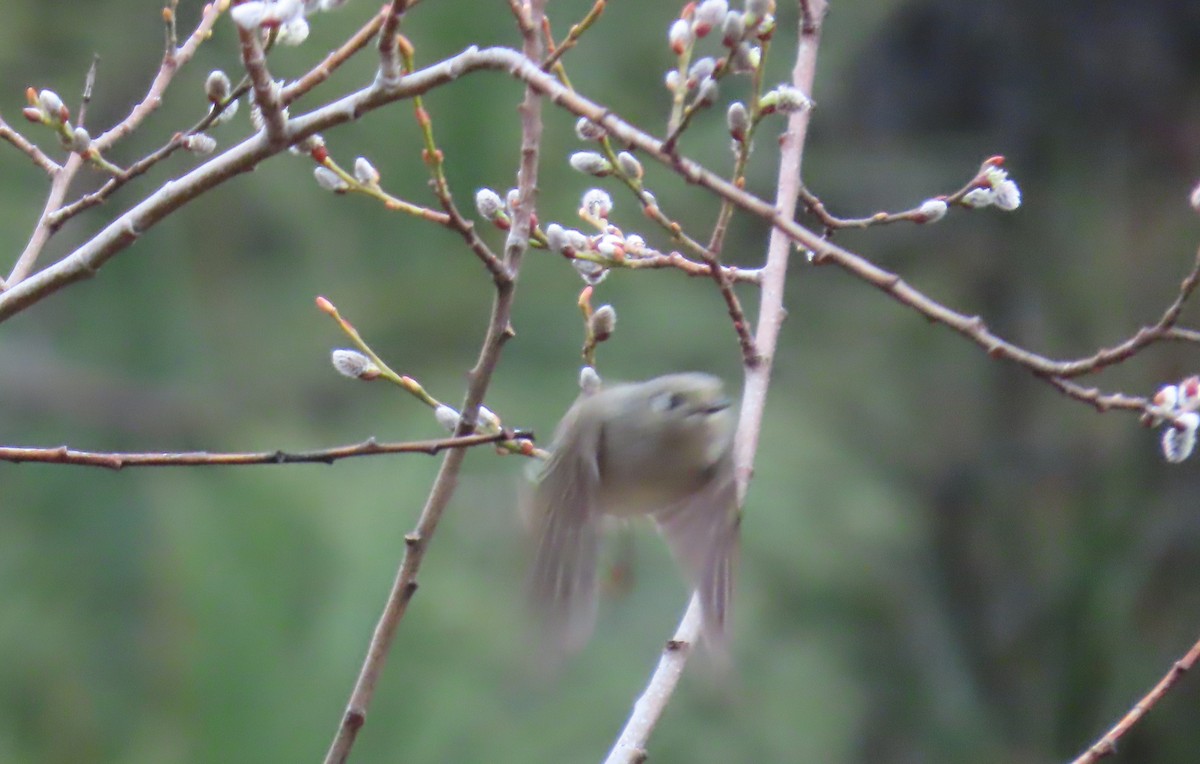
[652,391,688,412]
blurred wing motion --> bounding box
[653,462,740,654]
[525,411,603,655]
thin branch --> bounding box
[377,0,411,83]
[94,1,222,151]
[1070,633,1200,764]
[0,432,523,470]
[7,153,84,286]
[6,3,222,287]
[604,3,827,760]
[283,4,390,105]
[320,6,545,763]
[540,0,607,71]
[237,26,288,148]
[0,114,58,175]
[76,55,101,129]
[619,253,762,283]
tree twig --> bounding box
[603,3,828,759]
[0,432,523,470]
[1070,633,1200,764]
[0,114,58,175]
[320,5,545,762]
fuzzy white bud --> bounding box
[916,198,948,223]
[68,126,91,153]
[545,223,569,253]
[695,78,719,107]
[569,152,612,177]
[721,11,746,46]
[331,349,379,380]
[762,85,812,114]
[688,57,717,87]
[579,366,603,395]
[475,188,504,220]
[574,117,606,141]
[590,304,617,341]
[616,152,643,181]
[668,18,693,55]
[277,16,310,45]
[727,101,751,141]
[205,70,232,103]
[992,179,1022,211]
[435,404,461,433]
[1163,412,1200,463]
[230,1,268,29]
[692,0,728,37]
[582,189,613,219]
[478,406,502,433]
[181,133,217,154]
[353,157,380,186]
[624,234,646,256]
[38,89,65,121]
[314,166,349,192]
[566,229,590,251]
[573,259,609,285]
[962,187,995,208]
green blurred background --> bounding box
[3,1,1200,761]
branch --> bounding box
[0,432,521,470]
[5,2,223,287]
[320,6,546,763]
[0,113,59,175]
[1,43,1192,423]
[604,2,828,759]
[237,25,288,148]
[1070,633,1200,764]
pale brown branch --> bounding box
[604,3,828,759]
[620,253,762,283]
[377,0,411,82]
[94,1,222,150]
[540,0,607,71]
[0,432,521,470]
[283,5,390,105]
[237,26,288,147]
[6,3,222,287]
[320,6,545,763]
[0,114,58,175]
[1070,634,1200,764]
[7,153,83,286]
[76,55,100,128]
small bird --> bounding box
[524,372,740,657]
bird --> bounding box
[524,372,740,658]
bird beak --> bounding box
[705,396,732,414]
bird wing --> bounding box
[652,462,740,655]
[525,411,604,656]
